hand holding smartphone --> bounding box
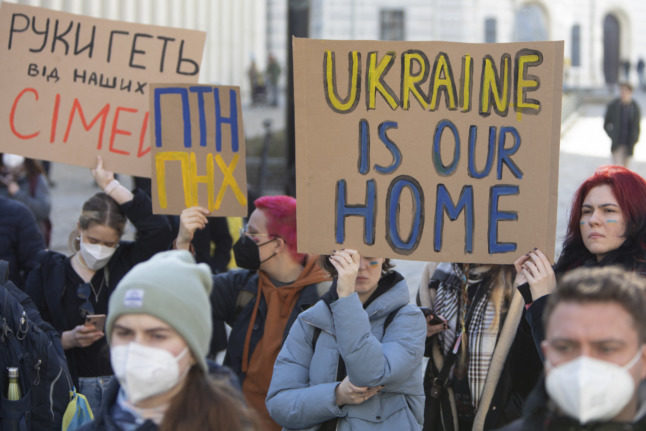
[420,307,446,329]
[85,314,106,331]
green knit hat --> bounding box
[106,250,213,372]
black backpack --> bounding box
[0,260,73,430]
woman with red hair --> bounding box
[514,165,646,349]
[175,196,330,431]
[555,165,646,273]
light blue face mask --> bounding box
[545,349,643,424]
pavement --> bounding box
[46,90,646,300]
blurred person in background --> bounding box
[0,195,45,288]
[604,83,641,167]
[0,153,52,246]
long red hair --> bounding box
[556,165,646,271]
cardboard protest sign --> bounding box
[293,38,563,264]
[0,3,205,176]
[150,84,247,216]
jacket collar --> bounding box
[301,271,408,333]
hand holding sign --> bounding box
[91,156,114,190]
[329,249,361,298]
[176,206,209,250]
[513,248,555,301]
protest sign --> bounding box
[0,2,205,176]
[293,38,563,263]
[150,84,247,216]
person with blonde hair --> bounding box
[25,157,173,412]
[418,263,542,431]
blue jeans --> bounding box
[78,375,113,415]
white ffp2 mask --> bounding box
[110,342,189,405]
[78,235,116,270]
[545,349,642,424]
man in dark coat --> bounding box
[499,266,646,430]
[604,82,641,167]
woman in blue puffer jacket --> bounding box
[266,249,426,431]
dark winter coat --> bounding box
[604,98,641,155]
[0,196,45,288]
[24,190,172,386]
[498,378,646,431]
[527,247,646,358]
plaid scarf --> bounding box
[433,264,497,408]
[467,289,497,408]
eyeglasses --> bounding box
[240,227,276,240]
[76,283,95,318]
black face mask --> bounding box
[233,235,278,270]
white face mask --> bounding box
[3,154,24,169]
[545,349,643,424]
[78,234,117,270]
[110,342,189,405]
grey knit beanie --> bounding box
[106,250,213,372]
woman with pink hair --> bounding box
[176,196,331,430]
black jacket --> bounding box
[498,378,646,431]
[24,190,172,385]
[210,265,327,384]
[604,98,641,155]
[527,248,646,358]
[423,268,542,431]
[0,196,45,288]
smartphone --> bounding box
[85,314,106,330]
[420,307,445,326]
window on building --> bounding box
[571,24,581,67]
[380,9,405,40]
[484,17,497,43]
[513,4,548,41]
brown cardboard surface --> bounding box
[0,3,205,176]
[294,38,563,264]
[150,84,247,216]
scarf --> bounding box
[241,257,329,431]
[434,264,499,408]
